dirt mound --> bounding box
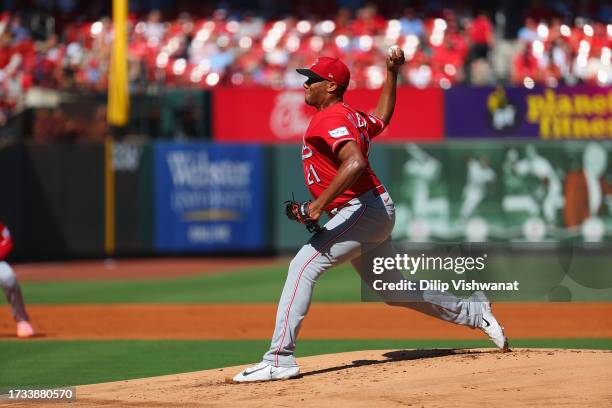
[28,348,612,407]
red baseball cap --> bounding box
[296,57,350,88]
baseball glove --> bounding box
[284,198,322,233]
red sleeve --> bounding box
[313,115,361,154]
[0,224,13,260]
[361,111,386,138]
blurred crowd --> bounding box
[512,17,610,88]
[0,0,610,126]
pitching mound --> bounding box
[29,348,612,407]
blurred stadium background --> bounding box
[0,0,611,393]
[0,0,610,258]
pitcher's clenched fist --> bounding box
[386,45,405,71]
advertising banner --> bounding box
[213,87,443,143]
[154,143,265,251]
[387,140,612,243]
[446,86,612,139]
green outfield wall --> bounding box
[0,140,610,260]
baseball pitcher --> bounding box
[234,49,508,382]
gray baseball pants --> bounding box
[263,187,487,367]
[0,261,30,323]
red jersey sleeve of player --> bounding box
[361,111,386,138]
[0,223,13,260]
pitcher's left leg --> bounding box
[353,239,508,348]
[261,205,369,368]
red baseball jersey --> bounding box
[301,102,385,212]
[0,222,13,260]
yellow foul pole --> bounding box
[105,0,128,256]
[107,0,129,126]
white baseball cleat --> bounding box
[480,300,509,351]
[233,362,300,383]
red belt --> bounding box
[373,185,387,196]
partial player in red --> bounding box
[0,222,35,338]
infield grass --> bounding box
[20,263,361,304]
[18,256,612,304]
[1,338,611,389]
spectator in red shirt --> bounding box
[465,9,494,84]
[467,9,494,60]
[512,42,539,84]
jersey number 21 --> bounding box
[306,164,321,185]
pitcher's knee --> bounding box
[288,249,328,282]
[0,262,16,287]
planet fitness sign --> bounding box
[445,86,612,139]
[526,88,611,139]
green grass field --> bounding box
[17,257,612,304]
[20,263,362,304]
[2,338,611,389]
[3,258,610,391]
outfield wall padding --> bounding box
[1,140,610,261]
[22,143,105,259]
